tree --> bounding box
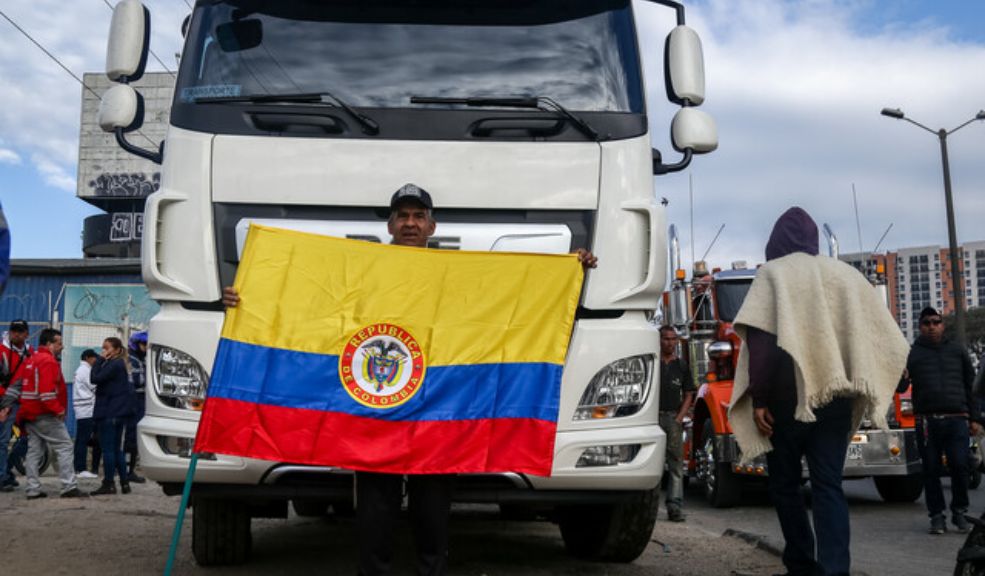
[943,307,985,366]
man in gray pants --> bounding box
[658,326,695,521]
[18,328,86,499]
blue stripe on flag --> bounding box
[207,339,562,422]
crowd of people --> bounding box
[0,320,149,498]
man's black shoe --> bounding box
[127,473,146,484]
[0,484,14,492]
[26,492,47,500]
[121,482,132,495]
[91,483,116,496]
[60,488,89,498]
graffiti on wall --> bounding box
[110,213,144,242]
[88,172,161,197]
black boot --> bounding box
[91,482,116,496]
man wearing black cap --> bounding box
[222,184,596,574]
[899,306,977,535]
[0,320,32,491]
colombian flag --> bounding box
[194,224,583,476]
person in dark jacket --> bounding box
[124,331,148,484]
[0,200,10,296]
[898,306,976,534]
[746,208,855,576]
[90,336,134,495]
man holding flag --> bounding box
[220,184,596,575]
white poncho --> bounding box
[727,252,910,462]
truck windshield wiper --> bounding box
[409,95,602,141]
[194,92,380,135]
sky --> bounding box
[1,0,984,271]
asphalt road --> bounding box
[3,472,784,576]
[681,475,979,576]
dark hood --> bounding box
[765,207,819,261]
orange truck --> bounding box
[664,226,923,507]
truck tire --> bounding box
[873,475,924,503]
[292,499,330,517]
[192,497,252,566]
[557,487,659,562]
[954,514,985,576]
[700,420,742,508]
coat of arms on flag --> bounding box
[194,224,583,476]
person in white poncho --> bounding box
[727,207,908,576]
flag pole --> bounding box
[164,452,200,576]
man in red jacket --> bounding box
[1,319,32,491]
[19,328,86,499]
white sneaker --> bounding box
[76,471,99,479]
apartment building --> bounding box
[841,240,985,341]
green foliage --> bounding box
[943,307,985,363]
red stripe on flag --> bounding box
[194,397,558,476]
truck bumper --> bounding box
[710,428,922,478]
[842,428,922,477]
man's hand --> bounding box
[0,406,9,422]
[972,421,983,436]
[222,286,240,308]
[675,411,687,425]
[754,407,774,437]
[575,249,598,269]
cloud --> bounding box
[636,0,985,268]
[0,148,21,165]
[0,0,186,192]
[31,153,76,192]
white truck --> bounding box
[98,0,718,566]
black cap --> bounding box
[81,349,98,361]
[8,320,28,333]
[919,307,941,321]
[389,183,433,211]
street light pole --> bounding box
[881,108,985,345]
[936,128,965,344]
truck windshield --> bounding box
[716,280,753,323]
[177,0,643,113]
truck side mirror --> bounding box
[106,0,150,83]
[98,84,162,164]
[98,84,141,132]
[671,108,718,154]
[665,25,705,106]
[216,19,263,52]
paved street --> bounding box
[2,472,782,576]
[682,475,980,576]
[4,468,978,575]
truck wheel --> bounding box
[557,487,659,562]
[873,475,924,503]
[192,497,252,566]
[700,420,741,508]
[331,500,355,517]
[500,503,537,521]
[292,499,329,517]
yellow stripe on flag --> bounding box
[222,224,583,367]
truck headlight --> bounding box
[153,345,209,410]
[574,355,653,420]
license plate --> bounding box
[847,443,864,460]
